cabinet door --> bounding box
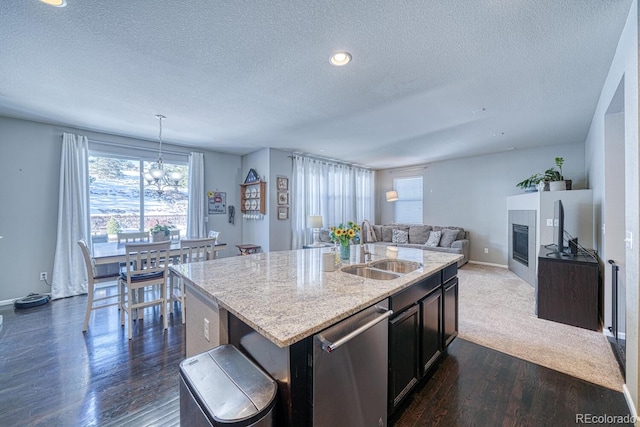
[389,304,419,411]
[443,277,458,347]
[421,290,442,375]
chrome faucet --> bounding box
[360,243,371,262]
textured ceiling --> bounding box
[0,1,632,169]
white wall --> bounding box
[584,0,639,412]
[240,148,294,253]
[0,116,243,302]
[376,143,586,265]
[241,149,271,252]
[267,148,293,252]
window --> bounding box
[89,155,188,241]
[394,176,423,224]
[291,155,374,248]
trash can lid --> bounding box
[180,344,277,425]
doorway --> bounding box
[604,78,626,374]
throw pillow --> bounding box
[439,228,459,247]
[372,225,383,242]
[392,229,409,244]
[409,225,432,244]
[424,230,441,248]
[381,226,395,242]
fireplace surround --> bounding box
[508,210,537,286]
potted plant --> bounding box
[544,157,571,191]
[150,221,175,242]
[329,221,360,260]
[106,217,122,240]
[516,173,544,192]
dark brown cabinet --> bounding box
[388,264,459,414]
[443,277,458,347]
[420,290,442,375]
[388,304,420,409]
[537,248,601,331]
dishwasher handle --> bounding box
[319,308,393,353]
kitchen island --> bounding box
[172,245,462,426]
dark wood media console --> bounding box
[537,247,601,331]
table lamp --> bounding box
[386,190,399,202]
[308,215,324,246]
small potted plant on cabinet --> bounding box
[544,157,571,191]
[516,173,544,193]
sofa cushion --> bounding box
[381,225,409,242]
[370,225,382,242]
[425,230,441,247]
[392,229,409,244]
[409,225,432,244]
[439,228,459,247]
[381,226,394,242]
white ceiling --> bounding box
[0,1,632,169]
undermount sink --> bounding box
[341,266,400,280]
[369,260,423,274]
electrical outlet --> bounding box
[40,272,47,281]
[547,219,553,227]
[483,248,488,254]
[204,318,210,342]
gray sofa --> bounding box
[361,223,469,267]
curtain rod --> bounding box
[289,152,371,170]
[88,138,189,157]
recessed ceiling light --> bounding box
[330,52,352,66]
[39,0,67,6]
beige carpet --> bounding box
[458,263,624,391]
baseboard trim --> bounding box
[622,384,638,424]
[468,260,508,269]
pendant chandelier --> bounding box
[144,114,183,195]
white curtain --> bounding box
[291,155,374,248]
[51,133,90,299]
[187,152,205,238]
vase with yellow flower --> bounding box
[330,221,360,260]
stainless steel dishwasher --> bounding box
[313,298,392,426]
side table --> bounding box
[236,244,261,256]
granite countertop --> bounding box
[172,244,462,348]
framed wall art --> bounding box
[207,191,227,214]
[277,191,289,205]
[277,206,289,220]
[277,176,288,191]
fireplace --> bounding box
[512,224,529,266]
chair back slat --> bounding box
[179,237,217,264]
[124,241,171,281]
[118,231,150,243]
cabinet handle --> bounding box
[318,308,393,353]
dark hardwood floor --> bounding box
[0,286,633,426]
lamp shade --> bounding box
[308,215,323,228]
[386,190,399,202]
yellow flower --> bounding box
[207,191,214,198]
[329,221,360,246]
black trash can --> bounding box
[179,344,277,426]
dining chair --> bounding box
[170,229,181,241]
[77,239,121,332]
[169,237,217,323]
[119,241,171,340]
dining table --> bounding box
[92,240,227,265]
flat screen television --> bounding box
[553,199,565,253]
